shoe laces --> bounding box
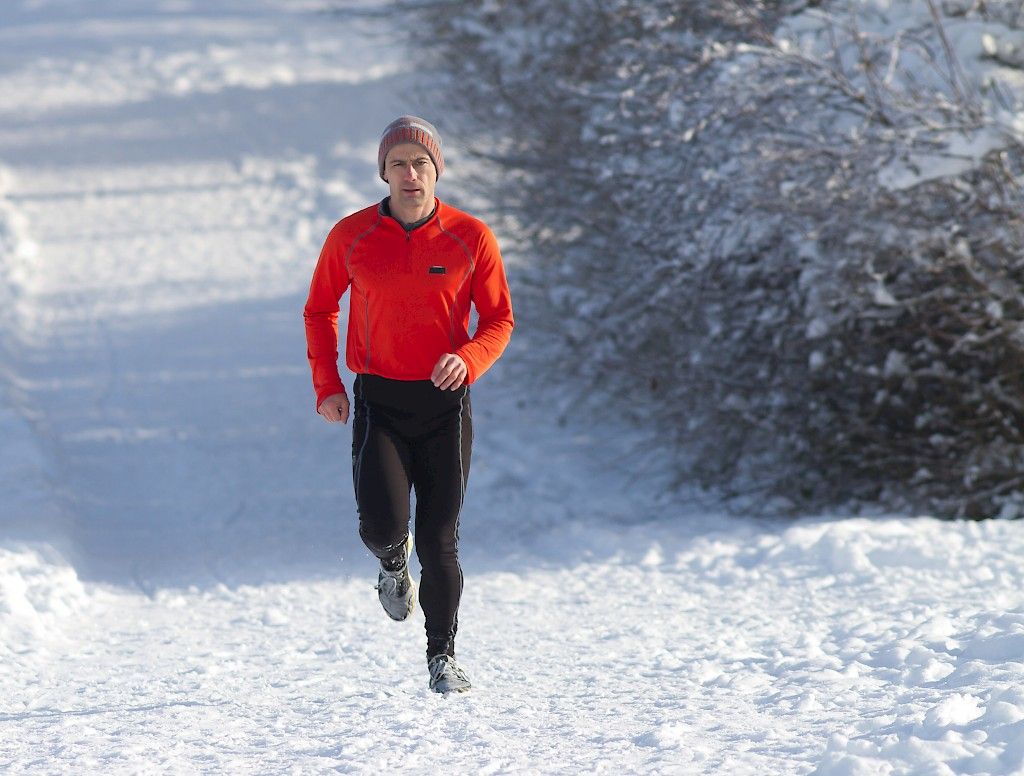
[375,565,408,595]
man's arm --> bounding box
[303,224,351,413]
[454,226,514,383]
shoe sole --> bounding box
[431,683,471,695]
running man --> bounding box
[303,116,514,693]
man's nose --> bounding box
[403,163,418,180]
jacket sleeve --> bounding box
[303,224,351,409]
[455,226,514,383]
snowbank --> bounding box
[816,616,1024,774]
[0,164,81,662]
[0,544,89,657]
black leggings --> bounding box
[351,374,472,657]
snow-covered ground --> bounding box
[2,1,1024,773]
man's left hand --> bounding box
[431,353,468,391]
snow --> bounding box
[877,127,1008,191]
[1,0,1024,774]
[778,2,1024,191]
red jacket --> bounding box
[304,198,514,407]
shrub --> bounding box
[412,0,1024,517]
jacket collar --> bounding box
[378,197,441,236]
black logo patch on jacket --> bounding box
[428,266,446,275]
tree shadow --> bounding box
[2,292,368,589]
[2,277,781,595]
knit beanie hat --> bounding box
[378,115,444,181]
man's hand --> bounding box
[317,392,350,424]
[431,353,468,391]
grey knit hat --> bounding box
[378,115,444,180]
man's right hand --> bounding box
[317,392,350,424]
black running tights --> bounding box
[351,374,472,657]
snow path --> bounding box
[2,2,1024,774]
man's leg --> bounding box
[351,383,414,579]
[411,390,473,659]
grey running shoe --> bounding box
[375,534,415,621]
[427,654,472,694]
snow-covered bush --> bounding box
[417,0,1024,517]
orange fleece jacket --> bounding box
[304,198,514,408]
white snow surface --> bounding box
[1,1,1024,774]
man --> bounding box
[303,116,514,694]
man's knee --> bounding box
[358,517,406,560]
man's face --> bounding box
[383,142,437,213]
